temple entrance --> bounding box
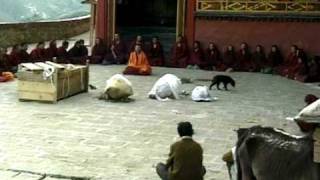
[115,0,179,55]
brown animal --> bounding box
[235,126,319,180]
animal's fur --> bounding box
[209,75,235,91]
[236,126,319,180]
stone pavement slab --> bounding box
[0,65,319,180]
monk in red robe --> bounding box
[0,47,9,72]
[57,41,69,63]
[9,44,21,72]
[305,56,320,82]
[187,41,205,69]
[45,40,58,60]
[130,35,145,52]
[30,42,46,62]
[205,42,222,70]
[68,40,88,64]
[105,34,128,65]
[123,43,152,75]
[251,45,266,72]
[276,45,298,76]
[19,43,30,63]
[148,36,165,66]
[236,42,252,71]
[91,38,107,64]
[292,49,309,82]
[222,45,237,71]
[265,45,283,73]
[170,35,188,68]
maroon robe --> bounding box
[236,50,252,71]
[188,48,205,67]
[276,52,298,76]
[30,48,46,62]
[251,51,266,72]
[91,42,107,64]
[9,49,21,67]
[57,47,69,63]
[0,54,9,72]
[45,42,58,59]
[19,50,30,63]
[105,40,128,64]
[205,48,223,70]
[148,42,165,66]
[222,50,236,70]
[305,57,320,82]
[170,41,188,68]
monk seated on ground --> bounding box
[123,43,152,76]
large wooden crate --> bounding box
[17,61,89,103]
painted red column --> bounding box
[185,0,196,48]
[96,0,108,42]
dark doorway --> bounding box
[116,0,177,55]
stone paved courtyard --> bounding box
[0,65,319,180]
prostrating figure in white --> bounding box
[148,74,182,101]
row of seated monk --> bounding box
[0,34,319,82]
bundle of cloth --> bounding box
[0,72,14,82]
[293,98,320,123]
[101,74,133,101]
[148,74,182,101]
[287,94,320,132]
[191,86,213,102]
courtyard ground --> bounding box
[0,65,319,180]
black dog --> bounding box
[209,75,235,91]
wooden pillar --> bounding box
[176,0,186,38]
[96,0,108,41]
[184,0,196,48]
[96,0,115,45]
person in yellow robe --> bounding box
[123,43,152,75]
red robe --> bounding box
[277,52,298,76]
[56,47,69,63]
[170,42,188,68]
[9,50,21,67]
[19,50,30,63]
[222,50,237,70]
[251,52,266,72]
[148,42,165,66]
[105,40,128,64]
[91,43,107,64]
[45,44,58,59]
[188,48,204,67]
[236,50,252,71]
[30,48,46,62]
[205,49,223,70]
[0,54,9,71]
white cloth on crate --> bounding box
[104,74,133,100]
[148,74,182,101]
[191,86,212,102]
[293,99,320,123]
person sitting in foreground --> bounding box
[156,122,205,180]
[123,43,152,75]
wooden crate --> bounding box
[314,128,320,163]
[17,61,89,103]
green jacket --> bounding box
[166,137,204,180]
